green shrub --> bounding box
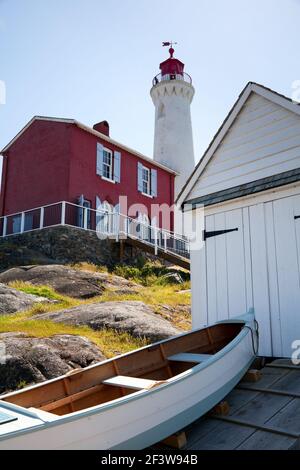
[113,261,190,287]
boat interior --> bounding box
[1,323,243,416]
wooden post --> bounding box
[119,240,124,261]
[161,432,187,449]
[242,369,262,383]
[210,400,230,416]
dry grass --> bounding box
[69,262,108,274]
[155,305,191,331]
[4,282,147,357]
[99,284,190,307]
[9,279,190,309]
[0,311,147,358]
[3,277,191,353]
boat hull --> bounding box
[0,319,255,450]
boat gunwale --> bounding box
[0,316,254,442]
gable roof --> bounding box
[177,81,300,206]
[1,116,177,175]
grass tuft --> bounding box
[8,281,79,310]
[69,262,108,274]
[100,284,190,307]
[0,311,147,358]
[113,261,190,287]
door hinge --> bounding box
[203,228,238,241]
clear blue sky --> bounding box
[1,0,300,181]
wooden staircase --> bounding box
[119,237,190,270]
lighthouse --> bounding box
[150,44,195,233]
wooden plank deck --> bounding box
[154,359,300,450]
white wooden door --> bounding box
[249,196,300,357]
[193,194,300,357]
[200,207,253,324]
[270,195,300,357]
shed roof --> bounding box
[177,82,300,206]
[184,168,300,208]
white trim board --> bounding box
[202,181,300,217]
[177,82,300,206]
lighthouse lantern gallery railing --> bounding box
[0,201,190,260]
[152,72,192,86]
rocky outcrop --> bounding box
[0,333,105,393]
[0,265,140,299]
[0,265,103,299]
[93,271,141,295]
[35,301,181,342]
[0,283,50,315]
[0,226,160,271]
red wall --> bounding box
[0,120,71,214]
[69,126,175,230]
[0,119,175,230]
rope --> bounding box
[244,319,259,355]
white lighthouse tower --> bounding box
[150,44,195,233]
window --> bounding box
[24,214,33,231]
[142,167,150,195]
[103,149,113,180]
[97,144,121,182]
[137,163,157,197]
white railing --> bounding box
[0,201,190,260]
[152,72,192,86]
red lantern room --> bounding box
[159,47,185,77]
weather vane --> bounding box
[162,41,177,58]
[162,41,177,48]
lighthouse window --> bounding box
[103,149,113,180]
[142,167,150,195]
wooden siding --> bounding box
[191,192,300,357]
[188,93,300,200]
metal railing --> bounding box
[0,201,190,260]
[117,213,190,259]
[152,72,192,86]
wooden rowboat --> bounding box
[0,310,257,449]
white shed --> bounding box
[178,82,300,358]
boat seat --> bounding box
[102,375,165,390]
[168,353,213,363]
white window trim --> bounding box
[142,191,153,198]
[101,175,116,184]
[102,148,114,182]
[142,166,151,196]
